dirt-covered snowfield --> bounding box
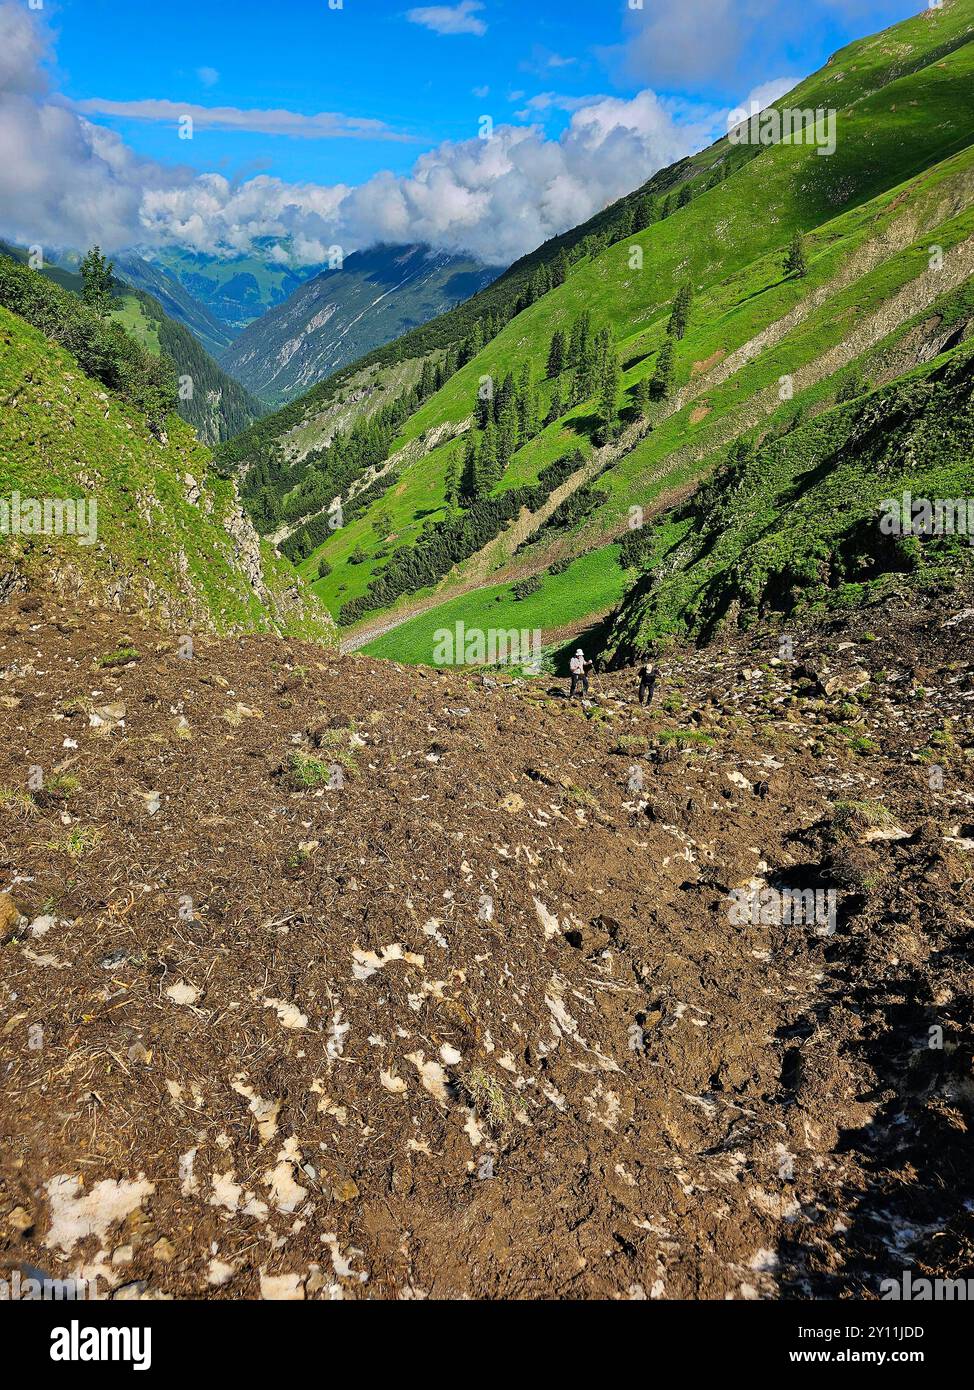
[1,586,972,1299]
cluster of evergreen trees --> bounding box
[453,364,540,502]
[450,306,628,508]
[509,249,571,316]
[581,159,730,262]
[545,312,622,445]
[338,450,586,625]
[534,482,608,538]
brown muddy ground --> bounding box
[0,584,972,1300]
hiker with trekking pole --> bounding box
[569,648,594,700]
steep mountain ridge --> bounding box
[111,287,265,446]
[115,254,234,359]
[221,244,497,407]
[152,246,326,333]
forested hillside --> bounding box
[115,253,234,358]
[113,286,265,445]
[0,247,264,446]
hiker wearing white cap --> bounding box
[569,648,592,700]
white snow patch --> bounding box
[44,1175,154,1255]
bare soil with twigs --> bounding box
[1,583,972,1299]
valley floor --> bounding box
[0,585,971,1298]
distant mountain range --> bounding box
[102,243,498,409]
[0,236,500,433]
[115,254,235,359]
[147,245,325,334]
[218,244,498,406]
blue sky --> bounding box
[0,0,927,264]
[50,0,922,187]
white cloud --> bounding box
[0,2,721,269]
[0,7,189,255]
[196,67,220,87]
[0,0,47,96]
[406,2,487,38]
[322,91,710,265]
[134,95,707,265]
[72,97,414,142]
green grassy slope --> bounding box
[0,303,335,643]
[223,0,974,664]
[360,545,631,665]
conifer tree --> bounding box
[478,420,500,493]
[497,393,518,470]
[547,330,566,378]
[517,364,536,440]
[444,456,460,511]
[545,384,564,426]
[568,311,592,368]
[668,281,693,340]
[785,231,809,278]
[474,382,494,431]
[460,434,479,503]
[80,246,115,318]
[596,348,621,446]
[634,193,656,231]
[632,375,651,418]
[650,340,675,401]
